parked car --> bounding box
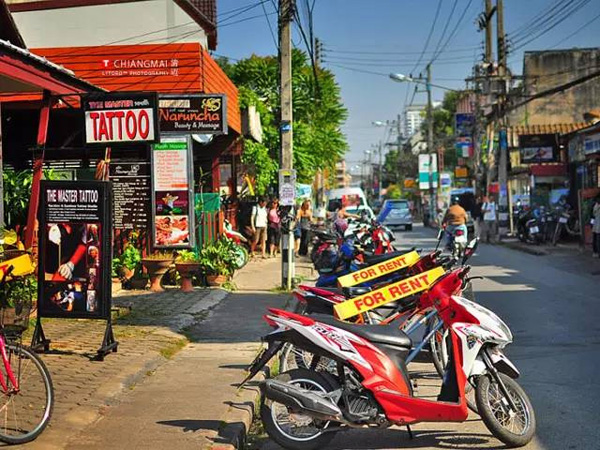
[378,199,413,231]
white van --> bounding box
[326,188,374,220]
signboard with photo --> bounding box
[159,94,228,134]
[519,134,558,164]
[37,181,112,319]
[455,113,474,136]
[82,92,159,144]
[151,137,195,249]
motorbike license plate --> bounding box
[529,226,539,234]
[559,217,568,224]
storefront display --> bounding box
[151,137,195,249]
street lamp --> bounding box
[389,64,439,225]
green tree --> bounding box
[217,50,348,193]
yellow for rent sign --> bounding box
[337,250,420,287]
[334,267,446,320]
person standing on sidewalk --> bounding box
[481,195,498,243]
[267,198,281,258]
[251,197,268,258]
[472,196,483,238]
[296,200,312,256]
[592,196,600,258]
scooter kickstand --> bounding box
[406,425,414,440]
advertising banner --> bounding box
[583,133,600,155]
[109,162,151,229]
[82,92,159,145]
[37,181,112,319]
[334,267,445,320]
[151,137,195,249]
[418,154,438,190]
[337,250,420,287]
[519,134,558,163]
[159,94,228,134]
[455,113,474,136]
[455,136,473,158]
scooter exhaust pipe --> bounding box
[260,379,342,421]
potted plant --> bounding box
[197,237,237,286]
[175,250,200,292]
[117,243,142,280]
[141,251,174,292]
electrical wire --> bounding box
[509,0,593,51]
[217,0,271,24]
[549,9,600,49]
[219,11,278,28]
[429,0,475,64]
[429,0,459,63]
[260,0,278,49]
[410,0,443,75]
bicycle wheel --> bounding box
[0,343,54,444]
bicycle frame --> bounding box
[0,335,19,393]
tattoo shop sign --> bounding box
[337,250,420,287]
[82,92,159,144]
[159,94,227,134]
[334,267,445,320]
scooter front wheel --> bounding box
[476,373,536,447]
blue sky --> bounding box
[214,0,600,170]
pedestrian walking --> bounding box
[267,198,281,257]
[251,197,268,258]
[592,196,600,258]
[296,200,312,256]
[481,195,498,243]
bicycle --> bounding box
[0,251,54,444]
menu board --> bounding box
[151,137,195,249]
[109,162,151,229]
[38,180,112,319]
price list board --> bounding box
[108,162,151,229]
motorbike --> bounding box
[443,225,468,259]
[244,266,536,450]
[551,204,580,246]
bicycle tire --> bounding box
[0,343,54,444]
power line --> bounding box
[410,0,443,75]
[430,0,475,63]
[217,0,270,24]
[549,9,600,49]
[322,57,476,67]
[219,11,278,28]
[260,0,278,49]
[430,0,459,63]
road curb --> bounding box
[214,295,300,450]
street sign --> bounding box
[279,169,296,206]
[418,154,438,190]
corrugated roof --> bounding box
[507,122,593,147]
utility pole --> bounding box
[496,0,510,237]
[426,63,437,224]
[484,0,494,64]
[279,0,294,290]
[378,140,383,202]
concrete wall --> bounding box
[511,48,600,125]
[10,0,207,49]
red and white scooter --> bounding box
[244,266,536,449]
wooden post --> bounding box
[25,90,52,250]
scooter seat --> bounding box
[310,314,413,348]
[362,250,412,266]
[341,286,372,297]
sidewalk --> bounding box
[22,286,228,450]
[53,256,313,450]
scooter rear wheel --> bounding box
[476,373,536,447]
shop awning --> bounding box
[507,122,592,147]
[0,39,102,98]
[530,164,567,177]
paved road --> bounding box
[261,224,600,450]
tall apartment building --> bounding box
[403,104,426,137]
